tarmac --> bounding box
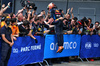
[52,60,100,66]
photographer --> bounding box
[87,18,93,29]
[18,20,38,43]
[72,22,82,34]
[93,21,100,35]
[98,24,100,36]
[77,17,90,35]
[0,18,14,66]
[20,0,37,17]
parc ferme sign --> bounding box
[8,36,44,66]
[12,44,41,53]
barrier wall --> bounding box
[44,34,81,59]
[0,35,100,65]
[80,35,100,58]
[8,36,45,66]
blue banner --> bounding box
[44,34,81,59]
[80,35,100,58]
[7,36,44,66]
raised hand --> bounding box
[7,2,11,7]
[2,4,5,8]
[70,7,73,13]
[67,8,70,14]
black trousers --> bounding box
[0,42,12,66]
[56,33,63,46]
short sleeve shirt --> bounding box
[0,26,12,42]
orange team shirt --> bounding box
[1,21,5,28]
[10,25,19,35]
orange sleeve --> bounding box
[11,26,14,35]
[1,21,5,28]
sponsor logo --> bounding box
[85,42,92,49]
[50,42,77,50]
[13,48,18,53]
[64,42,77,49]
[93,43,99,48]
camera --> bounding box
[20,0,37,10]
[78,17,89,26]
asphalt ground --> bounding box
[44,58,100,66]
[53,61,100,66]
[23,58,100,66]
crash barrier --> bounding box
[44,34,81,59]
[80,35,100,58]
[7,36,45,66]
[0,35,100,65]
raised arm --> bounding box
[70,7,74,19]
[64,8,70,18]
[16,7,25,17]
[0,2,11,15]
[27,10,31,21]
[32,10,37,17]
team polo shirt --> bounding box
[0,26,12,42]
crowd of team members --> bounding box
[0,3,100,41]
